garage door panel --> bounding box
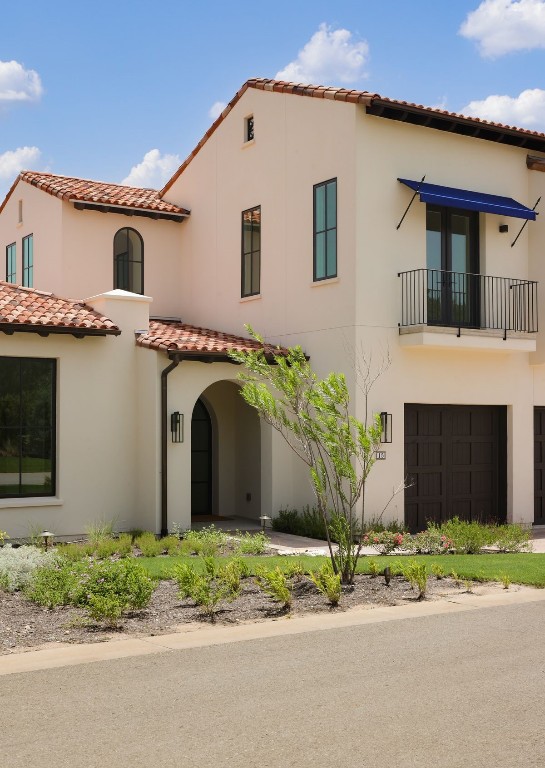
[405,404,506,530]
[452,442,471,465]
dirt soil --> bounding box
[0,574,484,655]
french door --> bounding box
[426,206,480,328]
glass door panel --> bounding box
[426,205,479,328]
[426,208,444,324]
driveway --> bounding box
[1,599,544,768]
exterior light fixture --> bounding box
[380,412,392,443]
[42,531,54,550]
[170,411,184,443]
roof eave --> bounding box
[0,323,121,338]
[70,199,189,221]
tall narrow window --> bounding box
[0,357,56,498]
[6,243,16,283]
[113,228,143,294]
[241,206,260,297]
[313,179,337,281]
[22,234,33,288]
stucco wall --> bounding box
[0,182,63,290]
[0,292,153,538]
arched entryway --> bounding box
[190,381,261,521]
[191,398,213,517]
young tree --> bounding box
[229,327,383,584]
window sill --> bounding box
[311,277,339,287]
[240,294,261,303]
[0,497,64,510]
[241,139,255,150]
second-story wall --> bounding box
[164,87,360,380]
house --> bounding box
[1,77,545,538]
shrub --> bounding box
[309,561,342,606]
[72,559,155,626]
[116,533,134,556]
[135,532,163,557]
[499,573,511,590]
[492,523,532,553]
[27,560,85,608]
[173,559,239,619]
[228,555,250,579]
[58,542,90,562]
[439,517,492,554]
[0,545,58,592]
[172,562,200,599]
[0,530,9,546]
[363,530,410,555]
[404,526,452,555]
[284,560,306,580]
[272,506,327,540]
[94,538,120,559]
[402,560,428,600]
[234,531,268,555]
[431,563,445,580]
[256,567,292,609]
[358,517,407,535]
[367,559,380,577]
[161,535,181,556]
[183,525,228,556]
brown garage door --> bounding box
[534,407,545,525]
[405,405,506,531]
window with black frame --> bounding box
[5,243,16,283]
[113,227,144,294]
[313,178,337,281]
[241,206,260,297]
[22,234,33,287]
[0,357,56,497]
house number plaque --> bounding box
[375,451,387,460]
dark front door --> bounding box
[191,398,212,516]
[405,404,506,531]
[534,407,545,525]
[426,206,480,328]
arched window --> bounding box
[113,227,143,294]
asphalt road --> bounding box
[1,602,544,768]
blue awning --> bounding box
[398,178,536,221]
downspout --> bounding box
[161,357,180,536]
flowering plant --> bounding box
[363,530,410,555]
[404,527,453,555]
[0,530,8,545]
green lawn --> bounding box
[138,552,545,587]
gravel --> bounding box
[0,573,468,655]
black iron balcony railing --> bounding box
[398,269,538,335]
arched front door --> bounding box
[191,398,212,517]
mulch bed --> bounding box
[0,574,467,655]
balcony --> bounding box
[398,269,538,352]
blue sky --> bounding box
[1,0,545,197]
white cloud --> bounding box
[121,149,181,188]
[275,23,369,85]
[460,0,545,57]
[0,60,43,102]
[461,88,545,129]
[209,101,226,120]
[0,146,41,180]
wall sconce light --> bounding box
[170,411,184,443]
[380,412,392,443]
[499,224,509,233]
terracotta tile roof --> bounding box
[0,282,120,337]
[0,171,189,217]
[160,77,545,196]
[136,319,287,358]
